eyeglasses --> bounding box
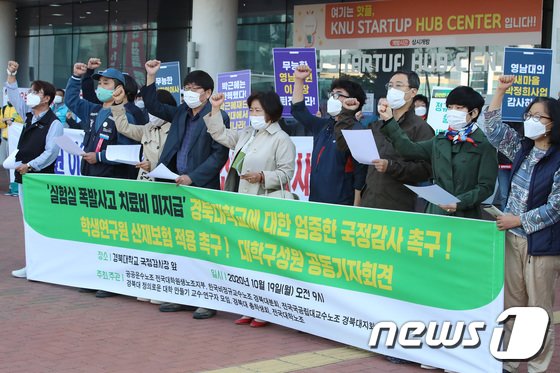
[523,112,551,121]
[328,92,349,100]
[385,83,409,90]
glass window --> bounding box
[16,7,40,37]
[72,33,108,68]
[38,35,74,88]
[15,37,40,88]
[109,0,148,31]
[148,0,191,29]
[73,1,109,33]
[39,4,73,35]
[238,0,287,24]
[236,23,287,75]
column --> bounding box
[191,0,238,83]
[0,1,15,85]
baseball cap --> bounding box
[92,68,125,86]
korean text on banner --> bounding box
[502,47,552,122]
[156,61,182,105]
[272,48,319,117]
[217,70,251,130]
[427,87,453,133]
[23,174,504,372]
[293,0,542,50]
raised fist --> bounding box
[210,93,225,108]
[73,63,87,77]
[87,58,102,70]
[145,60,161,75]
[294,65,312,81]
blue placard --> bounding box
[156,61,182,105]
[502,47,552,122]
[217,70,251,130]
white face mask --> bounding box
[249,115,268,130]
[135,100,145,109]
[524,117,547,140]
[386,88,407,109]
[184,90,203,109]
[446,109,470,130]
[327,97,342,117]
[26,93,41,108]
[53,96,63,105]
[415,106,427,117]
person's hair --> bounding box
[183,70,214,92]
[391,70,420,89]
[330,79,367,111]
[31,80,56,105]
[156,89,177,107]
[55,88,65,96]
[526,97,560,145]
[123,74,139,102]
[247,91,283,123]
[446,86,484,121]
[413,94,429,107]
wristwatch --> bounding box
[27,164,35,172]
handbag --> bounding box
[266,170,296,200]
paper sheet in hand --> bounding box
[55,135,85,156]
[341,129,380,165]
[405,184,461,206]
[2,149,21,169]
[106,145,141,166]
[146,163,179,180]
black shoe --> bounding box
[95,290,117,298]
[193,307,217,319]
[385,356,412,364]
[159,303,197,312]
[78,288,97,293]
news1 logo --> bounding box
[368,307,549,360]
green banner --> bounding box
[24,174,504,310]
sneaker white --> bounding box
[11,267,27,278]
[420,365,438,370]
[137,297,150,302]
[150,300,164,304]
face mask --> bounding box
[26,93,41,108]
[446,109,469,130]
[327,97,342,117]
[53,96,63,105]
[386,88,407,109]
[415,106,427,117]
[135,100,145,109]
[96,87,114,103]
[184,90,203,109]
[524,117,547,140]
[249,115,268,130]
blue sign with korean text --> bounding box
[273,48,319,118]
[156,61,181,105]
[503,47,552,122]
[217,70,251,130]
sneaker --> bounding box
[420,365,438,370]
[10,193,18,197]
[11,267,27,278]
[193,307,217,319]
[78,288,97,293]
[386,356,412,364]
[137,297,150,302]
[3,192,12,196]
[159,303,197,312]
[150,300,164,305]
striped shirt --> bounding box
[480,108,560,236]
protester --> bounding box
[480,75,560,373]
[336,71,434,213]
[51,88,69,127]
[141,59,230,319]
[290,64,366,206]
[111,87,175,180]
[373,85,497,218]
[205,90,295,327]
[413,94,429,120]
[0,99,23,196]
[5,60,63,278]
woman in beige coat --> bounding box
[205,90,296,327]
[111,87,175,180]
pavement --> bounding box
[0,172,559,373]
